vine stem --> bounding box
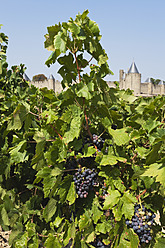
[49,124,64,142]
[84,106,98,152]
[136,189,147,201]
[83,97,98,152]
[131,152,137,164]
[38,233,52,238]
[64,168,78,172]
[80,56,93,69]
[74,97,82,109]
[29,111,39,117]
[98,129,106,139]
[74,52,81,83]
[27,139,56,143]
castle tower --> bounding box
[119,69,124,81]
[124,62,141,95]
[119,69,125,89]
[48,74,55,91]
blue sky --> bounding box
[1,0,165,82]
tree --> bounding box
[150,78,161,86]
[32,74,47,81]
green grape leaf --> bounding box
[135,146,148,159]
[103,190,121,210]
[44,24,61,51]
[79,211,91,231]
[84,222,95,243]
[92,203,102,224]
[68,22,80,35]
[1,207,9,226]
[25,222,36,238]
[9,140,28,164]
[15,232,28,248]
[142,118,161,133]
[100,154,118,165]
[45,234,61,248]
[98,54,108,66]
[96,222,107,234]
[121,191,137,219]
[66,181,76,205]
[146,143,162,165]
[77,84,92,99]
[7,104,29,130]
[58,175,73,203]
[53,215,64,228]
[127,228,139,248]
[154,237,165,248]
[54,32,66,53]
[142,163,165,187]
[113,178,126,193]
[64,116,81,143]
[63,105,82,143]
[112,200,123,221]
[41,109,58,124]
[118,228,139,248]
[82,145,96,157]
[108,128,130,146]
[43,198,57,222]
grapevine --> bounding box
[0,11,165,248]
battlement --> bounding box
[24,62,165,96]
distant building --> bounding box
[24,73,62,93]
[118,62,165,96]
[24,62,165,96]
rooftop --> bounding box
[128,62,139,74]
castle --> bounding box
[24,62,165,96]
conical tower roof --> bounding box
[128,62,139,74]
[159,80,164,85]
[49,74,55,80]
[23,73,31,82]
[145,77,152,83]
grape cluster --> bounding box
[73,168,97,198]
[91,238,110,248]
[92,134,105,152]
[102,184,108,196]
[126,204,156,244]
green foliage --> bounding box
[32,74,47,82]
[0,11,165,248]
[150,78,162,86]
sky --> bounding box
[1,0,165,82]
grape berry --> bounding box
[92,134,105,152]
[126,204,156,244]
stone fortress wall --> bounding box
[25,62,165,96]
[27,74,63,94]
